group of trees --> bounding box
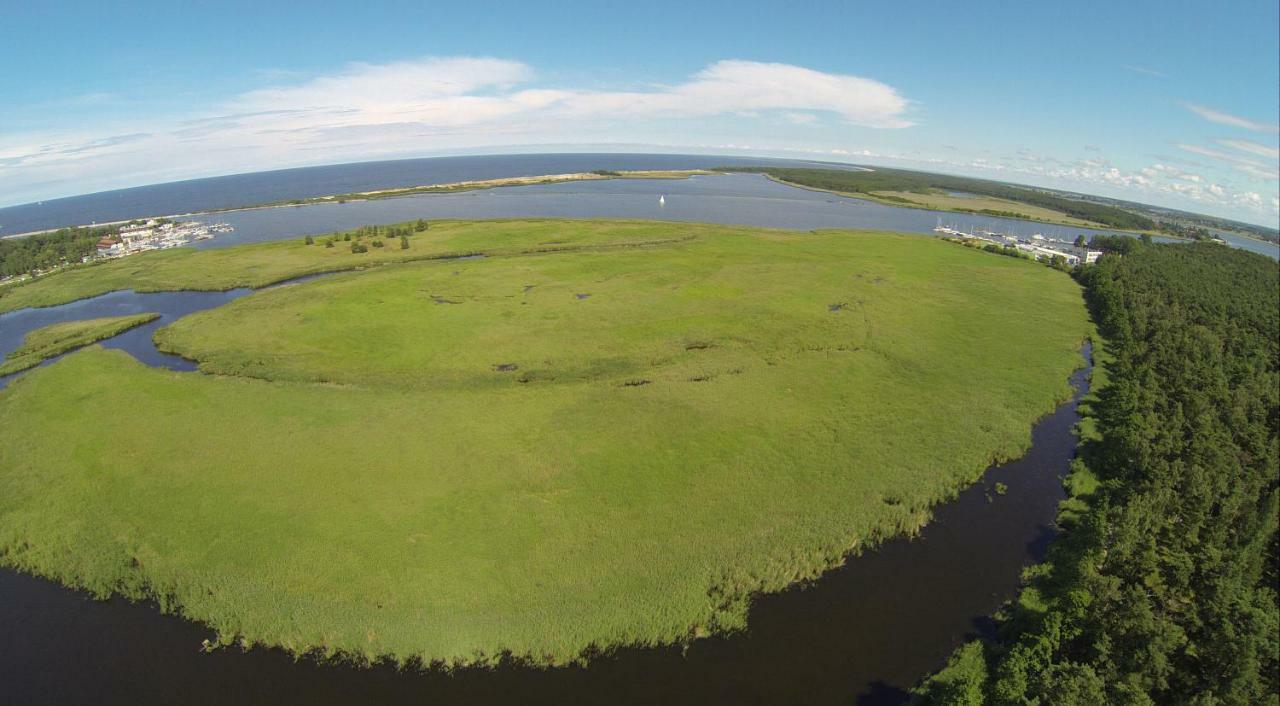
[0,224,122,278]
[719,167,1157,231]
[917,240,1279,704]
[353,221,428,240]
[1084,233,1151,255]
[1156,221,1214,240]
[307,221,427,253]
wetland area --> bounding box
[2,162,1108,704]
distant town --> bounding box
[0,219,232,288]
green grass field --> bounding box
[0,313,159,376]
[0,219,706,315]
[0,220,1089,667]
[866,191,1109,228]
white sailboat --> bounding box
[658,195,666,206]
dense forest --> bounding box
[916,241,1279,704]
[720,167,1157,231]
[0,225,121,278]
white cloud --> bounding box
[1235,191,1264,207]
[537,61,912,128]
[879,145,1276,226]
[231,57,541,130]
[1182,103,1280,134]
[1142,163,1205,183]
[215,58,912,136]
[0,57,915,207]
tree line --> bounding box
[915,239,1279,704]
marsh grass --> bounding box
[866,191,1108,228]
[0,221,1089,668]
[0,219,718,315]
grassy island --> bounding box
[0,313,159,377]
[0,220,1089,667]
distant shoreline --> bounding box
[4,167,1276,248]
[759,174,1280,246]
[759,174,1149,234]
[0,170,711,240]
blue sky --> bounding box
[2,1,1277,226]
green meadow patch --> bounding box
[0,221,1089,667]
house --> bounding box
[96,237,121,258]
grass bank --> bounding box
[862,191,1109,229]
[0,219,717,315]
[0,221,1090,667]
[0,313,159,376]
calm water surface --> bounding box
[192,172,1145,250]
[185,172,1276,258]
[0,154,847,234]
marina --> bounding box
[933,219,1103,265]
[94,219,233,258]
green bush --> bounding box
[913,641,988,705]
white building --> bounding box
[96,237,122,258]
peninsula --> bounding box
[0,219,1089,667]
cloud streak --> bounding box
[1183,103,1280,134]
[1176,143,1278,181]
[1217,138,1280,159]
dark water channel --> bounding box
[0,278,1093,705]
[0,288,249,389]
[0,282,387,391]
